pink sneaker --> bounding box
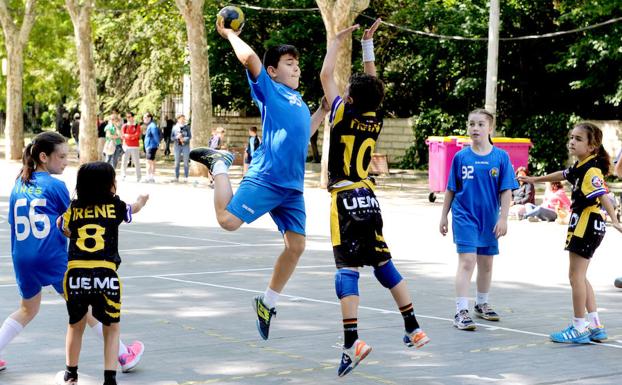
[118,341,144,373]
[0,359,6,371]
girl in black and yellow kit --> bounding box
[57,162,148,385]
[520,123,622,344]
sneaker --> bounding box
[119,340,145,373]
[0,359,5,371]
[588,325,608,342]
[337,339,372,377]
[614,277,622,288]
[403,328,430,348]
[550,325,591,344]
[528,216,540,222]
[454,309,477,330]
[54,370,77,385]
[473,303,500,321]
[189,147,234,174]
[253,295,276,340]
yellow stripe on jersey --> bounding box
[332,100,345,127]
[62,207,72,232]
[103,294,121,310]
[68,260,117,271]
[573,206,601,238]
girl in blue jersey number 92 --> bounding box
[439,109,518,331]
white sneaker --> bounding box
[54,370,78,385]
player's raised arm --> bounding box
[362,18,381,77]
[216,17,263,80]
[320,24,360,106]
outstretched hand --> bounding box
[334,24,360,41]
[363,18,382,41]
[517,175,535,184]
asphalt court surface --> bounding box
[1,159,622,384]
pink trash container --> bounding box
[456,137,533,171]
[425,136,464,202]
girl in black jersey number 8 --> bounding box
[519,122,622,344]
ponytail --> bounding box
[18,143,36,184]
[596,144,611,176]
[17,132,66,185]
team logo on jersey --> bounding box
[285,92,303,107]
[489,167,499,177]
[591,176,603,188]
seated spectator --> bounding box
[509,167,535,219]
[522,181,571,222]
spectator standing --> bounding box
[121,112,142,182]
[171,114,192,182]
[244,126,261,175]
[71,113,80,158]
[163,115,174,157]
[143,113,160,183]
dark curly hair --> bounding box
[263,44,299,70]
[348,73,384,113]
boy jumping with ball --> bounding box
[190,14,328,340]
[320,19,429,377]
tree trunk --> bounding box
[0,0,36,160]
[175,0,212,176]
[66,0,98,163]
[316,0,369,188]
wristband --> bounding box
[361,38,375,62]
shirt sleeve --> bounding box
[499,151,519,192]
[581,167,607,200]
[247,67,275,105]
[447,153,461,192]
[562,163,577,184]
[329,96,344,126]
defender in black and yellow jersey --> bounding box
[57,162,148,385]
[519,122,622,345]
[320,19,428,378]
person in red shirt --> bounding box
[121,112,142,182]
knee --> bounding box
[373,260,403,289]
[459,257,476,272]
[285,238,305,258]
[335,269,360,299]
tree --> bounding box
[316,0,369,187]
[0,0,36,160]
[66,0,98,162]
[174,0,211,152]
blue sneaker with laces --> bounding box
[252,295,276,340]
[588,325,608,342]
[550,325,590,344]
[337,339,371,377]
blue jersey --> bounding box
[8,172,71,298]
[245,67,311,192]
[447,146,518,247]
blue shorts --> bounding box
[456,244,499,256]
[227,178,306,235]
[14,255,66,299]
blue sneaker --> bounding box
[252,295,276,340]
[588,325,608,342]
[337,339,371,377]
[189,147,234,174]
[550,325,590,344]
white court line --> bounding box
[119,243,284,253]
[123,264,335,279]
[153,275,622,350]
[120,229,245,245]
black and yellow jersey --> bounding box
[61,195,131,265]
[563,154,608,212]
[327,96,383,188]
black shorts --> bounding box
[146,147,157,160]
[564,209,606,259]
[63,261,121,325]
[330,181,391,268]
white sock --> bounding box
[572,317,588,332]
[263,288,280,309]
[0,317,24,353]
[587,312,601,328]
[456,297,469,313]
[90,323,128,356]
[211,160,229,176]
[476,292,489,305]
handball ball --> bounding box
[217,6,245,32]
